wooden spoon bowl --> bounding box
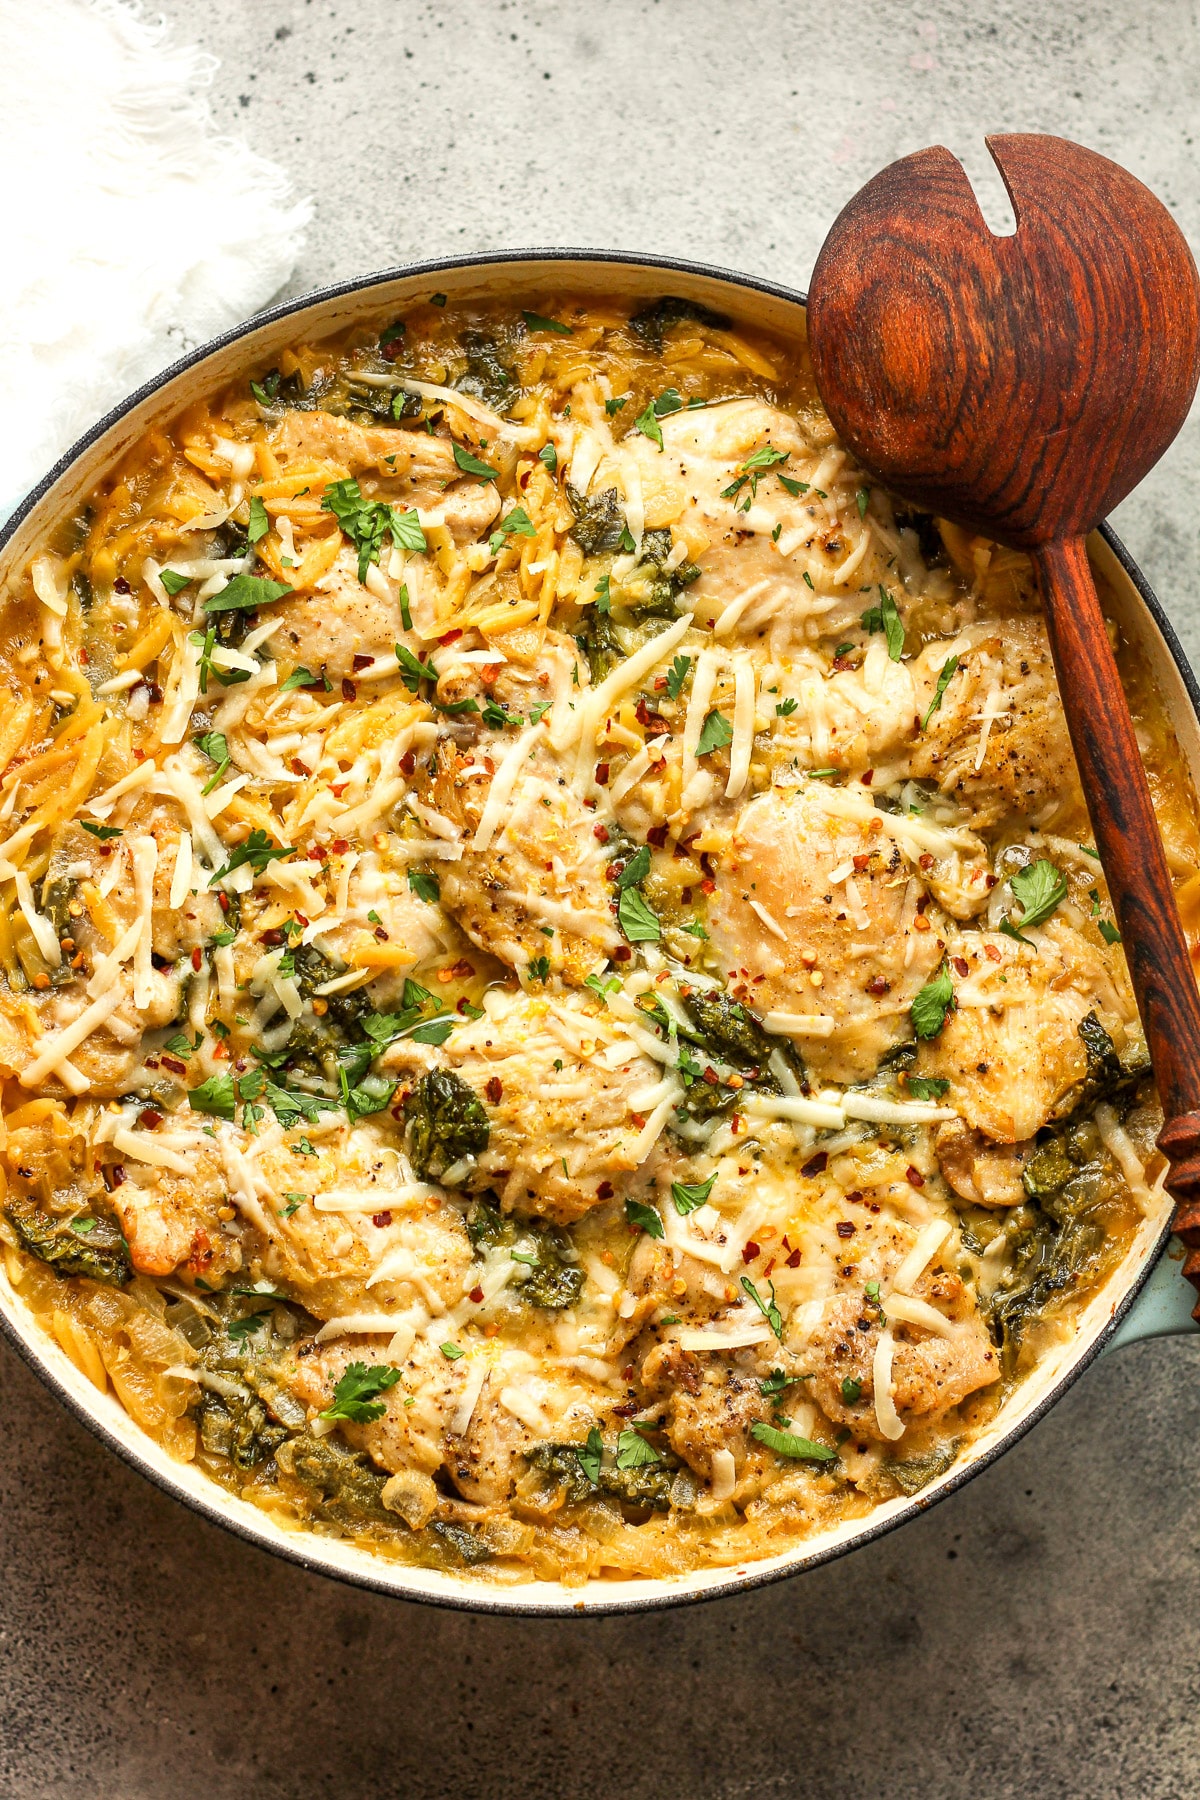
[807,134,1200,1303]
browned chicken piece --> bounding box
[384,989,664,1224]
[639,1342,771,1488]
[270,412,457,484]
[108,1161,241,1282]
[803,1263,998,1442]
[909,615,1085,830]
[422,735,621,989]
[708,785,943,1083]
[916,924,1136,1142]
[273,551,406,682]
[935,1120,1032,1207]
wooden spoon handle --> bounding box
[1033,536,1200,1308]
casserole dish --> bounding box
[0,251,1195,1614]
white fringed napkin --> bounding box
[0,0,310,521]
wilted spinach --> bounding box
[404,1069,491,1182]
[6,1197,131,1287]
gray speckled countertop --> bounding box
[3,4,1200,1795]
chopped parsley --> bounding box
[538,443,558,474]
[617,885,661,943]
[633,387,684,451]
[625,1198,664,1238]
[527,955,551,984]
[605,394,630,416]
[861,587,905,661]
[203,574,293,615]
[279,666,326,693]
[721,443,789,508]
[81,820,122,841]
[740,1275,783,1339]
[615,1427,661,1469]
[489,504,537,555]
[408,868,440,904]
[1099,918,1122,945]
[159,568,192,597]
[911,963,955,1038]
[247,496,269,544]
[440,1342,466,1361]
[209,829,295,888]
[321,477,426,581]
[576,1427,604,1485]
[671,1172,717,1214]
[841,1376,863,1405]
[394,644,439,691]
[905,1075,951,1101]
[695,709,734,757]
[320,1362,402,1424]
[452,442,499,482]
[921,655,959,730]
[522,310,573,335]
[665,654,692,700]
[1000,858,1068,942]
[775,697,798,717]
[750,1422,836,1462]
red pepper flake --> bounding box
[861,768,874,786]
[480,662,500,688]
[763,1257,777,1277]
[836,1220,855,1239]
[906,1165,925,1188]
[218,891,231,914]
[161,1055,187,1076]
[449,959,475,979]
[801,1151,828,1177]
[852,853,871,872]
[730,1113,742,1134]
[919,852,935,871]
[438,628,464,646]
[597,1180,614,1200]
[592,823,610,842]
[138,1109,163,1131]
[211,1040,229,1060]
[143,1056,160,1070]
[742,1240,760,1263]
[635,697,669,735]
[646,824,669,848]
[114,576,131,594]
[290,757,309,776]
[311,844,329,862]
[594,762,610,786]
[984,942,1002,962]
[613,945,632,962]
[191,946,203,970]
[630,1112,646,1130]
[352,653,374,671]
[342,678,357,702]
[700,877,715,896]
[399,750,416,776]
[330,838,349,854]
[866,974,891,996]
[485,1077,503,1104]
[786,1247,802,1267]
[953,956,969,978]
[469,1285,484,1304]
[370,1210,393,1228]
[330,781,349,798]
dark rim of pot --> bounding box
[0,248,1187,1617]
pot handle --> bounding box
[1106,1239,1200,1351]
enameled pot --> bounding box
[1,252,1196,1615]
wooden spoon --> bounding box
[806,133,1200,1306]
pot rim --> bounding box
[0,248,1188,1617]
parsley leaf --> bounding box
[576,1427,604,1485]
[617,886,661,943]
[408,868,440,904]
[522,310,573,336]
[759,1369,801,1398]
[775,697,798,717]
[321,1361,402,1423]
[527,955,551,984]
[203,574,293,615]
[615,844,651,889]
[1000,859,1068,942]
[159,568,192,597]
[740,1275,783,1340]
[81,820,122,841]
[634,401,664,450]
[905,1075,951,1101]
[279,666,326,693]
[605,394,630,416]
[394,644,439,691]
[163,1032,195,1059]
[247,496,269,544]
[750,1421,836,1462]
[921,655,959,730]
[538,443,558,474]
[489,505,537,555]
[321,477,426,581]
[625,1197,664,1238]
[665,654,691,700]
[856,487,870,518]
[841,1376,863,1405]
[452,442,499,482]
[615,1427,661,1469]
[1099,918,1122,945]
[696,710,734,757]
[209,828,295,887]
[861,587,904,661]
[671,1172,717,1214]
[188,1073,237,1119]
[911,963,955,1038]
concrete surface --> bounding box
[4,3,1200,1795]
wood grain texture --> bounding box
[807,134,1200,1310]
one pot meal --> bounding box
[0,292,1192,1585]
